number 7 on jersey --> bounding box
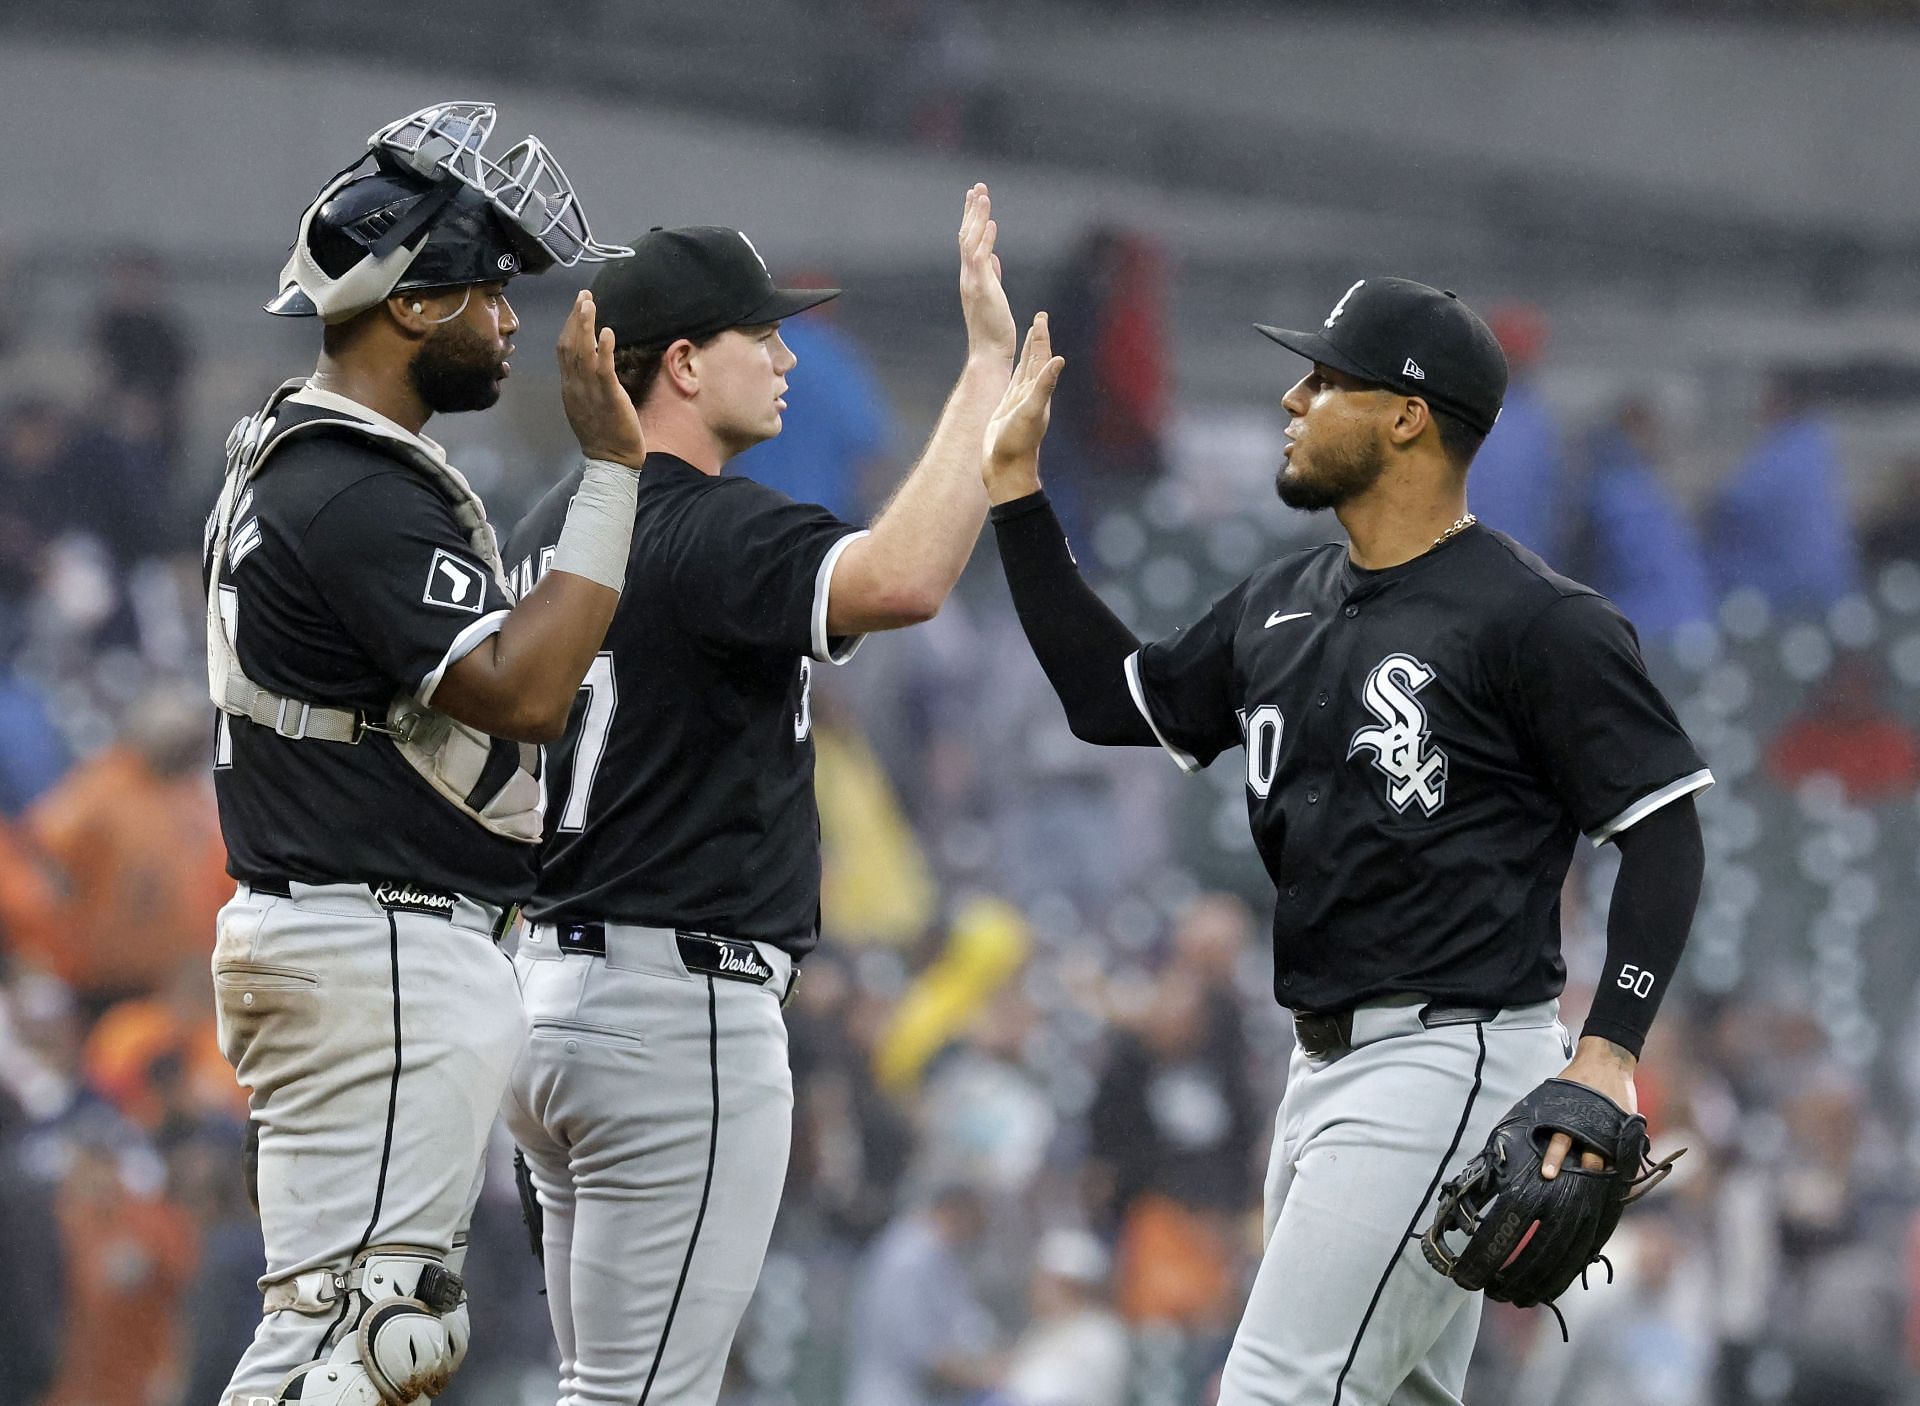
[557,651,617,832]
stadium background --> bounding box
[2,3,1919,1403]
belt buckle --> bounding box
[275,697,311,740]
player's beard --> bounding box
[408,320,507,414]
[1275,429,1388,511]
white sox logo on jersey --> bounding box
[1347,652,1448,815]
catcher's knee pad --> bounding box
[269,1246,469,1405]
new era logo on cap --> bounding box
[1403,358,1426,380]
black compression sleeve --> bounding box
[990,491,1157,747]
[1581,795,1705,1057]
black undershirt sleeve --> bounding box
[1582,794,1704,1057]
[990,491,1157,747]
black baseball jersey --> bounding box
[1129,524,1710,1013]
[507,452,865,952]
[211,390,537,903]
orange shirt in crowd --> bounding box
[86,996,250,1127]
[45,1166,198,1406]
[0,813,61,961]
[20,745,228,1001]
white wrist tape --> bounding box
[549,458,639,592]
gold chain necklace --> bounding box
[1433,512,1477,549]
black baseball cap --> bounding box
[1255,277,1508,435]
[589,226,839,351]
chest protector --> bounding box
[206,379,544,844]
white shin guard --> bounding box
[274,1247,469,1405]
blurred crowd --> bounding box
[4,244,1920,1406]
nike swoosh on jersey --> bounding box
[1265,611,1312,628]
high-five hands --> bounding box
[982,312,1066,505]
[958,183,1018,366]
[557,290,647,470]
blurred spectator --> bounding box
[0,396,144,657]
[0,667,70,815]
[1467,303,1567,560]
[1567,397,1714,639]
[0,398,74,633]
[879,895,1036,1090]
[1042,228,1171,532]
[1,966,120,1141]
[992,1229,1130,1406]
[61,385,174,567]
[876,896,1030,1094]
[1512,1206,1718,1406]
[1860,451,1920,571]
[843,1183,1002,1406]
[0,815,62,962]
[1089,963,1259,1226]
[1701,372,1862,613]
[168,1125,266,1406]
[1165,892,1262,1081]
[788,951,915,1241]
[0,1081,64,1406]
[83,959,246,1138]
[1764,653,1920,802]
[733,308,897,522]
[912,985,1056,1196]
[90,249,194,496]
[17,682,224,1013]
[1089,963,1258,1332]
[43,1127,196,1406]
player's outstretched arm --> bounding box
[1541,794,1704,1178]
[823,183,1017,634]
[435,291,645,742]
[984,325,1157,748]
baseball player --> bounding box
[500,185,1021,1405]
[980,277,1709,1405]
[204,102,643,1406]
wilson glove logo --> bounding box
[1348,653,1448,815]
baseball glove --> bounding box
[512,1148,545,1268]
[1420,1079,1682,1317]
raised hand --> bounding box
[957,183,1018,366]
[557,290,646,470]
[982,312,1065,504]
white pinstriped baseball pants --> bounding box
[211,881,525,1406]
[503,922,795,1406]
[1217,1000,1569,1406]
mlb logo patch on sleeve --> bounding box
[423,549,487,613]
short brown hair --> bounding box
[613,332,723,411]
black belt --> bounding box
[1293,1002,1501,1062]
[243,873,516,943]
[555,922,787,993]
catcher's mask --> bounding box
[267,100,631,323]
